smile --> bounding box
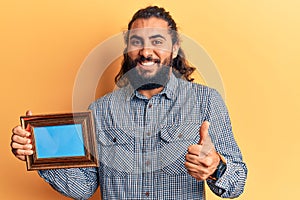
[140,61,155,66]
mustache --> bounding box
[135,56,161,64]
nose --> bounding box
[139,43,153,58]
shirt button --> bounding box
[148,104,152,108]
[178,134,183,138]
[146,160,151,166]
[113,138,117,143]
[145,192,149,197]
[146,132,151,136]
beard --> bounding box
[118,55,173,91]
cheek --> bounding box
[127,50,139,60]
[158,52,172,64]
[155,49,172,58]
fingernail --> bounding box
[27,139,31,144]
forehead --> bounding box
[131,17,169,29]
[129,17,171,38]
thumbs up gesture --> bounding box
[185,121,221,181]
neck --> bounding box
[138,87,164,99]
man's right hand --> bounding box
[11,110,33,161]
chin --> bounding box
[131,67,170,90]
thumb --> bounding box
[24,110,33,132]
[198,121,210,145]
[26,110,32,116]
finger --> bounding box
[185,153,202,165]
[186,151,215,167]
[199,155,215,167]
[198,121,210,145]
[26,110,32,116]
[185,161,208,177]
[185,161,201,172]
[12,149,33,160]
[12,126,31,137]
[11,134,31,145]
[185,162,211,179]
[188,171,208,181]
[188,172,202,181]
[15,149,34,156]
[184,161,204,172]
[187,144,203,155]
[15,155,26,161]
[11,142,32,150]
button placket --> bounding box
[142,98,159,199]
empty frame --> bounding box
[20,111,98,170]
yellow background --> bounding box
[1,0,299,199]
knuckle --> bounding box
[11,126,17,133]
[205,157,213,166]
[15,149,22,155]
[185,154,190,160]
[12,134,24,143]
[11,134,18,142]
[185,161,190,168]
[187,146,192,152]
[184,162,189,168]
[25,144,32,150]
[11,142,18,149]
[12,125,21,133]
[198,173,206,180]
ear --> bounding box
[172,43,180,59]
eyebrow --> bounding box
[149,34,167,40]
[129,35,143,41]
[129,34,167,41]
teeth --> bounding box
[141,61,155,66]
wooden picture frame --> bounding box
[20,111,98,171]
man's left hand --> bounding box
[185,121,220,181]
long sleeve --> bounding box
[205,89,248,198]
[38,167,98,200]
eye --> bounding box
[130,39,143,46]
[152,40,163,46]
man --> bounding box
[11,6,247,200]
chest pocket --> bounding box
[159,122,200,175]
[97,127,135,176]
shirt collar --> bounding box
[160,72,178,100]
[124,72,179,101]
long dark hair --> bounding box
[115,6,195,86]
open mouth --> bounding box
[137,56,161,67]
[139,61,155,66]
